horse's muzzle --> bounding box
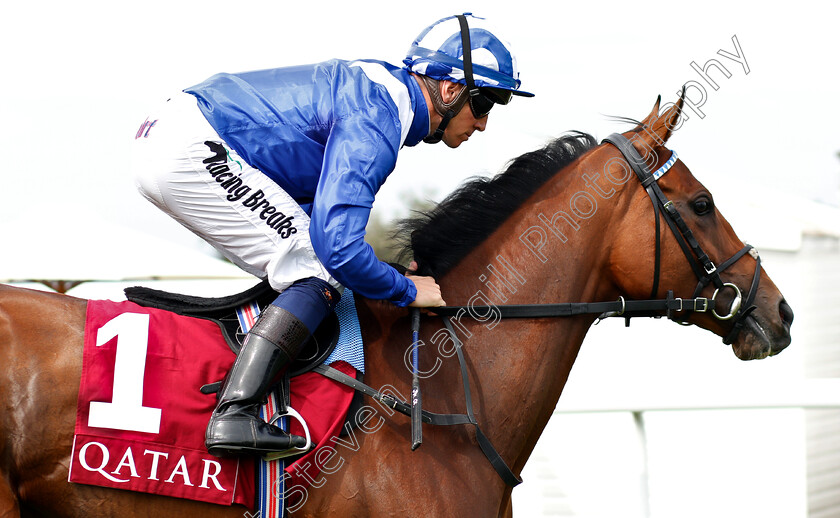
[733,298,793,360]
[779,299,794,332]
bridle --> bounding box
[601,133,762,344]
[316,132,765,489]
[429,133,764,342]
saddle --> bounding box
[124,280,365,452]
[124,279,339,377]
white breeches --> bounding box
[131,92,339,293]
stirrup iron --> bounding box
[263,406,312,461]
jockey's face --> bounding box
[442,105,487,148]
[440,83,488,149]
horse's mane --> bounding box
[397,131,597,277]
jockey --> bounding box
[132,13,533,457]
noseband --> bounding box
[601,133,762,344]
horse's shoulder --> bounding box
[350,295,406,347]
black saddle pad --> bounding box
[125,279,277,318]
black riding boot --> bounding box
[205,304,310,456]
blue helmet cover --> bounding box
[404,13,534,97]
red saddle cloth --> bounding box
[69,299,356,508]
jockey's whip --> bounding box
[410,307,422,450]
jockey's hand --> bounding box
[406,261,445,307]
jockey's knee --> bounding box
[271,277,341,334]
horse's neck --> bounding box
[437,151,627,469]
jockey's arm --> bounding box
[310,114,444,307]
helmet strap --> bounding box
[456,14,480,98]
[421,75,469,144]
[421,14,478,145]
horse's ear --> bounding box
[636,91,685,147]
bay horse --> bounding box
[0,96,792,517]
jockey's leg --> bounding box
[205,277,340,456]
[133,93,343,455]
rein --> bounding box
[319,133,764,489]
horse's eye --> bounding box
[693,197,713,216]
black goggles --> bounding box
[455,14,514,119]
[468,87,513,119]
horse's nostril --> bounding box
[779,299,794,326]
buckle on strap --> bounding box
[675,297,709,312]
[616,296,626,316]
[704,262,718,276]
[693,298,709,312]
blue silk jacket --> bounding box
[185,59,430,306]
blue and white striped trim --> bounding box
[235,302,285,518]
[257,398,285,518]
[652,150,678,181]
[235,288,365,518]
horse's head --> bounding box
[605,95,793,360]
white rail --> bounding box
[548,378,840,518]
[553,378,840,414]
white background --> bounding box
[2,1,837,239]
[3,2,839,517]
